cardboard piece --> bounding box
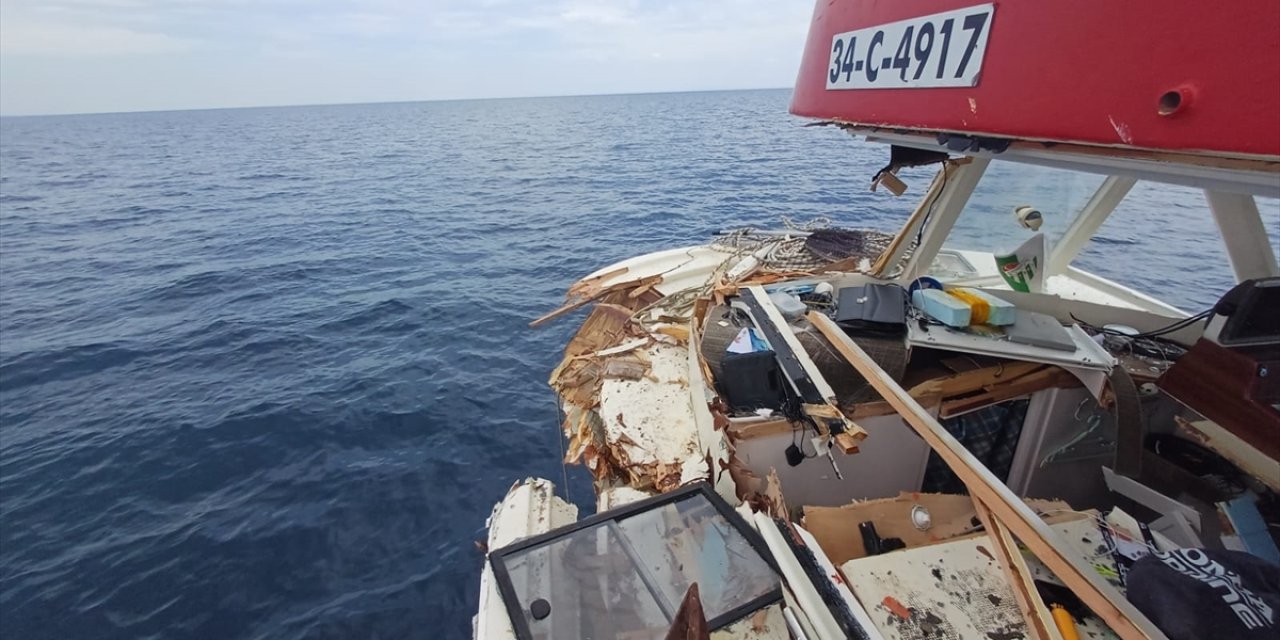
[802,492,1071,566]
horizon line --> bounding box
[0,86,794,119]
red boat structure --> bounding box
[792,0,1280,162]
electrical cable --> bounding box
[1070,308,1212,339]
[910,161,950,253]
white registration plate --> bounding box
[826,4,995,90]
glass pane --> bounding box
[1076,185,1280,312]
[504,523,670,640]
[615,497,778,622]
[948,161,1106,253]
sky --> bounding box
[0,0,816,116]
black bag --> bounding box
[834,284,907,335]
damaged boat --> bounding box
[475,1,1280,639]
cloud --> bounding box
[0,21,195,56]
[0,0,816,114]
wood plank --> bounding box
[726,418,798,440]
[935,361,1046,396]
[808,311,1166,640]
[802,492,1073,566]
[568,266,629,296]
[974,498,1063,640]
[850,362,1069,419]
[833,432,862,455]
[940,367,1081,417]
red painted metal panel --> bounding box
[790,0,1280,158]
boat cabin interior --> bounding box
[477,142,1279,640]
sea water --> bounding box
[2,89,1276,639]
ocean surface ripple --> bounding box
[1,89,1276,639]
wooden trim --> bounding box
[726,419,799,441]
[940,367,1081,417]
[974,498,1063,640]
[1175,415,1280,492]
[809,311,1165,640]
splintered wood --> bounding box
[545,272,719,496]
[530,269,663,327]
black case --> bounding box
[834,284,907,335]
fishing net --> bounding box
[709,217,896,273]
[803,228,895,264]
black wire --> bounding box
[1070,308,1212,339]
[911,162,949,252]
[781,387,820,459]
[1140,310,1213,337]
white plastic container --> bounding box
[768,291,807,321]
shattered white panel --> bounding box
[599,342,705,488]
[580,244,738,298]
[688,320,739,503]
[475,478,578,640]
[596,482,655,511]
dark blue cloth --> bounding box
[922,399,1029,494]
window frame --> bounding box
[487,482,783,640]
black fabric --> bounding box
[1127,548,1280,640]
[922,399,1029,494]
[716,351,785,412]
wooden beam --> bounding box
[847,361,1056,419]
[934,361,1045,396]
[808,311,1166,640]
[940,367,1081,417]
[974,498,1063,640]
[726,418,798,441]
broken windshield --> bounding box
[489,485,781,640]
